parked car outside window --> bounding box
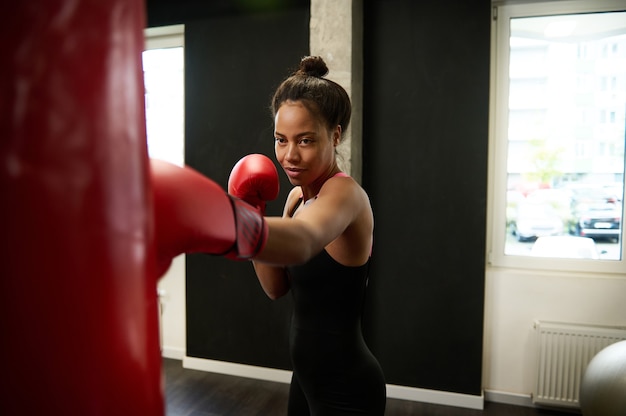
[510,201,564,242]
[574,203,622,242]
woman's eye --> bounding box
[275,137,286,144]
[299,138,311,145]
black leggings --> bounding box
[287,339,386,416]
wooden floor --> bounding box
[163,358,577,416]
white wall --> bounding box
[483,268,626,405]
[158,255,186,359]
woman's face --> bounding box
[274,100,339,187]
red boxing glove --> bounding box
[150,159,268,276]
[228,154,280,214]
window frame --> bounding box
[488,0,626,274]
[145,24,185,51]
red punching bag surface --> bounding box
[0,1,163,415]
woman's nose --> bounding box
[284,143,300,162]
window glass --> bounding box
[491,1,626,273]
[143,26,184,166]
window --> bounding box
[489,1,626,273]
[143,25,185,166]
[143,25,186,348]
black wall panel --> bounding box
[168,7,309,369]
[146,0,310,27]
[361,0,490,396]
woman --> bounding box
[251,56,386,416]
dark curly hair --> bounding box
[271,56,351,140]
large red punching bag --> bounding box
[0,1,163,415]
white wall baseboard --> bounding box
[182,356,484,410]
[183,356,293,384]
[386,384,484,410]
[162,346,186,360]
[484,389,534,407]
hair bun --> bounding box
[297,56,329,78]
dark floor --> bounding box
[163,358,576,416]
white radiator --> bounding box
[533,320,626,408]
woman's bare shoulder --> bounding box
[321,175,370,204]
[282,186,303,217]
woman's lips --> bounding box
[284,167,304,179]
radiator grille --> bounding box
[533,320,626,408]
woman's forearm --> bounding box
[255,217,324,265]
[252,261,289,300]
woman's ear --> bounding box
[333,125,342,147]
